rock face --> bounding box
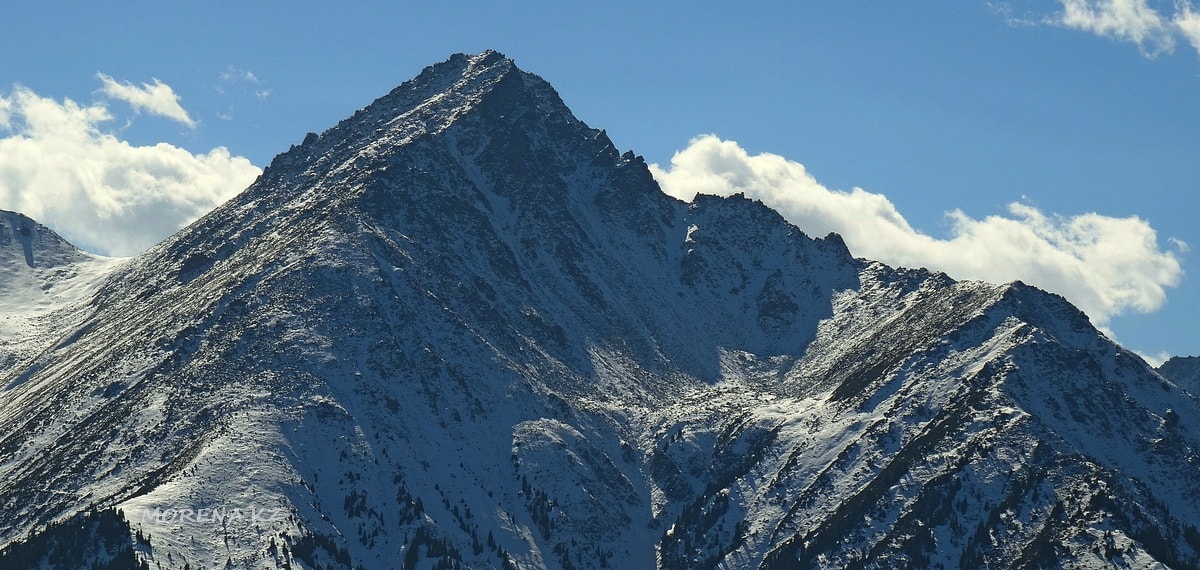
[2,51,1199,569]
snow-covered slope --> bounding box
[0,210,123,376]
[1,51,1198,569]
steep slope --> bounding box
[1,51,1198,570]
[0,210,123,375]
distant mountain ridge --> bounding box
[2,51,1199,569]
[0,210,93,269]
[1160,356,1200,393]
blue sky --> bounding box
[0,2,1196,361]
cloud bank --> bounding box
[649,135,1185,329]
[0,80,261,257]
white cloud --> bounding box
[0,84,261,256]
[96,73,197,128]
[650,135,1184,328]
[218,66,268,99]
[219,67,261,86]
[988,2,1043,26]
[1041,0,1200,57]
[1174,4,1200,53]
[215,66,269,120]
[1135,348,1171,367]
[1058,0,1174,55]
[0,96,11,129]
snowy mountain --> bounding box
[2,51,1199,569]
[0,210,122,374]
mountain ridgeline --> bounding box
[1,51,1199,569]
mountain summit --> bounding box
[2,51,1199,569]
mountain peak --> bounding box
[241,49,637,251]
[366,49,519,125]
[259,50,538,180]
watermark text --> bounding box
[138,505,286,525]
